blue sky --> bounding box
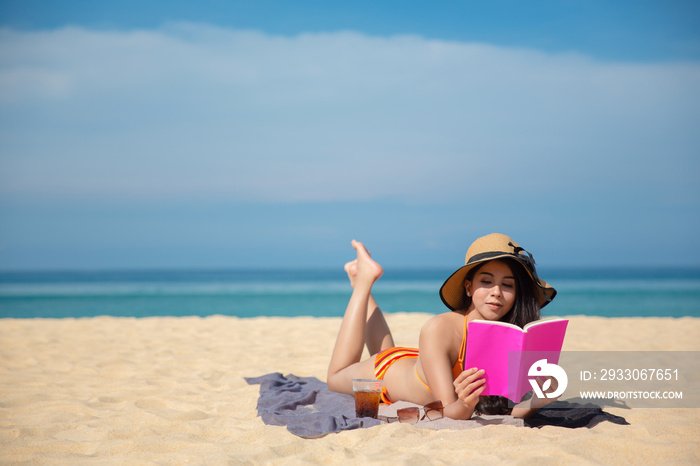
[1,1,699,270]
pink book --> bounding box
[464,318,568,402]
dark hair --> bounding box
[464,258,541,416]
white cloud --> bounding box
[1,23,699,204]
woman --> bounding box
[327,233,558,420]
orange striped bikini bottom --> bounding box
[374,347,432,404]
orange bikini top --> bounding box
[452,313,468,379]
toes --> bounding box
[351,239,371,257]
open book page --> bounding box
[523,319,569,353]
[517,319,568,400]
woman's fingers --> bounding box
[454,368,486,406]
[456,381,485,406]
[534,375,558,394]
[454,367,482,385]
[456,378,485,398]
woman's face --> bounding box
[464,260,517,321]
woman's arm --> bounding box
[510,376,560,419]
[418,316,485,420]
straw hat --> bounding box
[439,233,556,311]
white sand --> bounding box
[1,314,698,464]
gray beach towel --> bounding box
[245,372,380,438]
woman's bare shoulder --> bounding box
[419,312,465,361]
[420,312,462,337]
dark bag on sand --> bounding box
[524,401,629,428]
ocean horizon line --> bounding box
[1,266,698,319]
[2,264,699,276]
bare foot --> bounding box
[351,240,383,286]
[344,259,358,288]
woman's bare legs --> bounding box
[327,240,394,393]
[343,258,394,355]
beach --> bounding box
[1,314,698,464]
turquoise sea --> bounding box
[0,268,699,319]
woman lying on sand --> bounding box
[327,233,558,420]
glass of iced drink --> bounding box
[352,379,382,418]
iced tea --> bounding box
[354,389,381,418]
[352,379,382,419]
